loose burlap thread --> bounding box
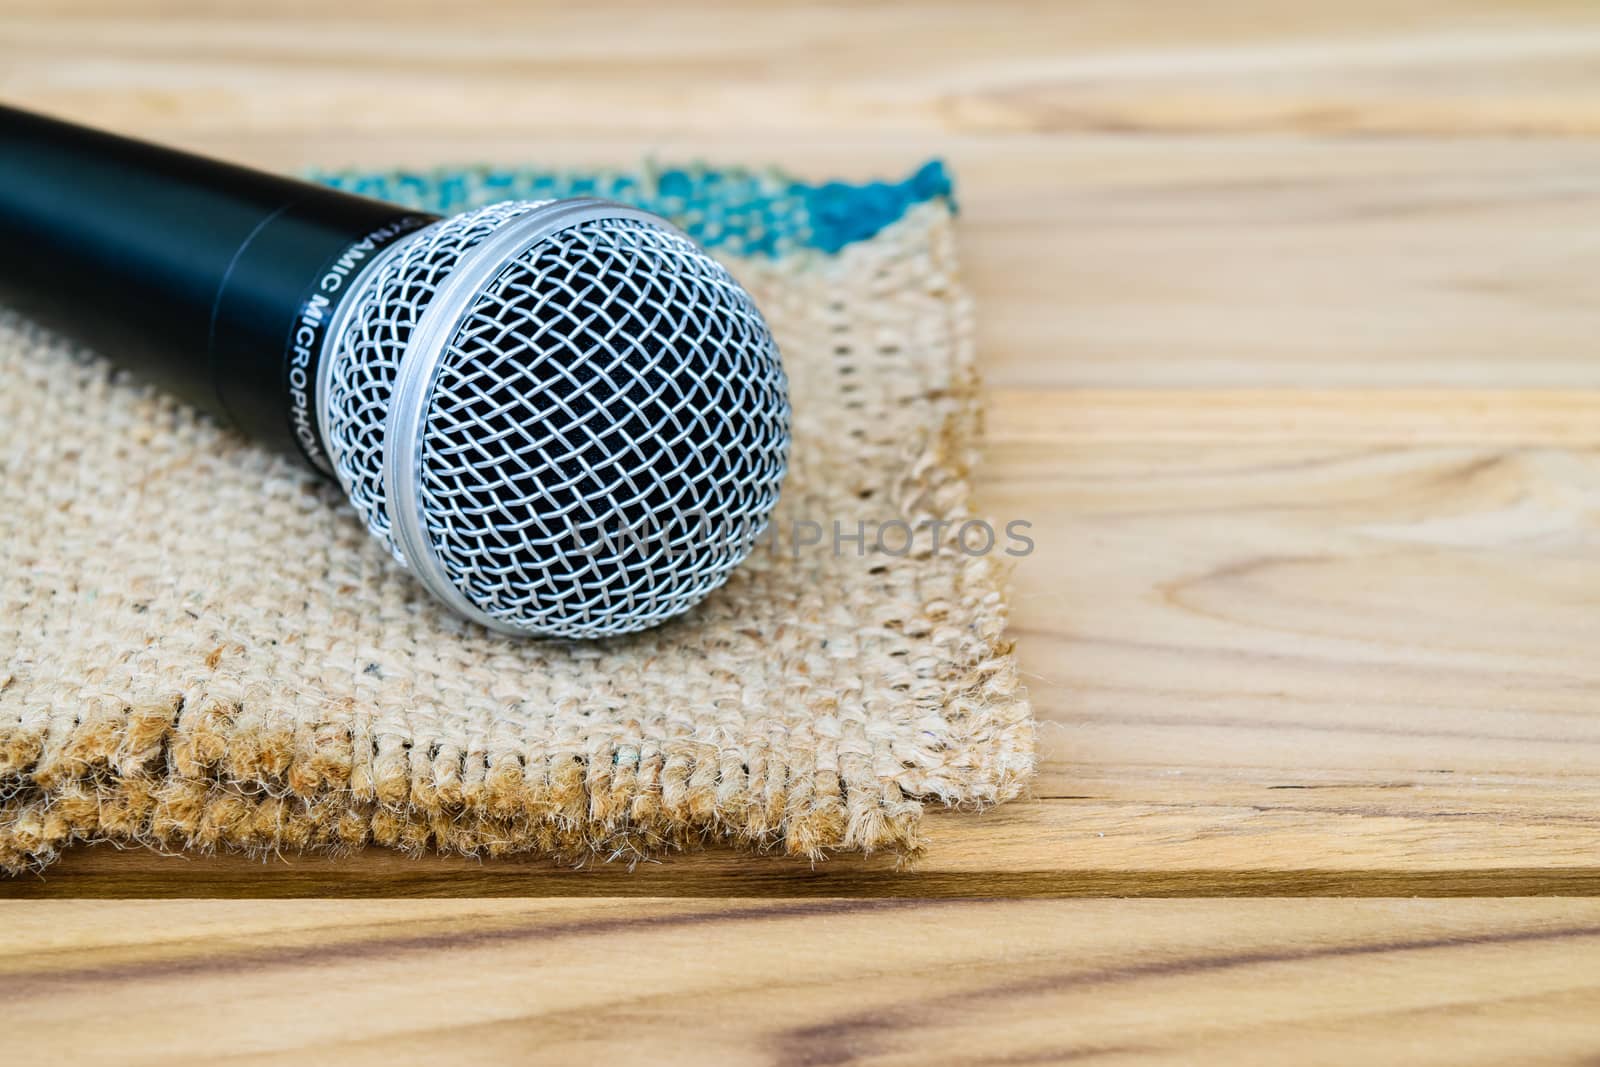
[0,185,1033,874]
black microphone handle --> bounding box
[0,105,438,473]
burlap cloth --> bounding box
[0,162,1033,874]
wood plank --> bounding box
[3,898,1600,1063]
[6,1,1600,137]
[993,389,1600,445]
[960,137,1600,390]
[147,133,1600,390]
[9,7,1600,392]
[9,831,1600,899]
[8,389,1600,897]
[992,388,1600,894]
[5,129,1597,389]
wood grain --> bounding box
[5,133,1597,390]
[12,2,1600,388]
[2,1,1599,905]
[7,2,1600,1060]
[7,0,1600,137]
[9,386,1600,898]
[4,898,1600,1064]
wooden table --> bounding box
[4,1,1600,1060]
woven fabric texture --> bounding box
[0,163,1033,874]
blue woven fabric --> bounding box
[311,159,953,258]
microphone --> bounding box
[0,106,790,639]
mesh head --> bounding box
[319,199,790,638]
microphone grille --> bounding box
[321,200,790,638]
